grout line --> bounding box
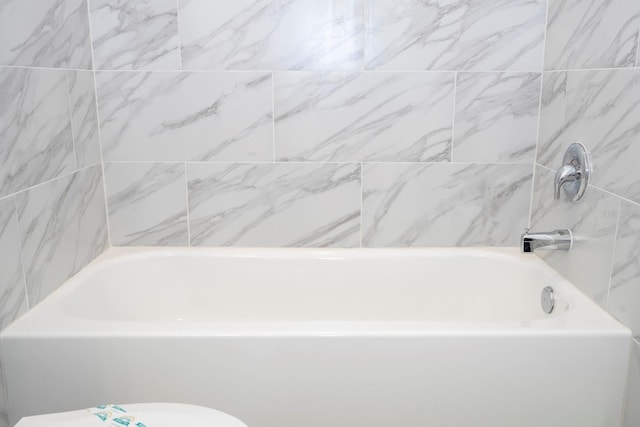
[536,163,554,172]
[44,68,548,75]
[2,65,640,74]
[12,195,31,311]
[590,184,640,207]
[527,163,537,230]
[100,160,536,166]
[450,72,458,162]
[0,64,93,72]
[561,71,568,131]
[184,163,191,246]
[86,0,112,247]
[8,65,640,73]
[529,0,550,229]
[362,0,366,72]
[12,163,98,197]
[531,169,640,210]
[271,72,276,162]
[540,0,549,73]
[604,199,623,310]
[64,71,79,170]
[539,66,640,73]
[175,0,183,70]
[359,163,363,248]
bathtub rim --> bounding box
[1,246,631,339]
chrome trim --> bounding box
[554,142,591,202]
[521,229,572,253]
[541,286,555,314]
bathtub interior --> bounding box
[45,247,577,323]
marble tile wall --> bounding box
[0,0,92,69]
[532,1,640,425]
[0,1,108,425]
[0,23,107,310]
[1,0,639,425]
[90,0,548,249]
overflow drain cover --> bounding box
[541,286,555,314]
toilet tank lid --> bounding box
[16,403,248,427]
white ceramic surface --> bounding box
[625,340,640,427]
[16,403,246,427]
[0,247,630,427]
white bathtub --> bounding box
[1,247,631,427]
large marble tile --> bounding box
[536,71,567,166]
[106,162,188,246]
[187,163,361,247]
[0,67,74,198]
[16,165,108,306]
[565,70,640,202]
[274,71,454,162]
[97,71,273,162]
[90,0,180,70]
[362,163,532,247]
[0,0,91,68]
[68,70,100,168]
[530,166,619,308]
[179,0,363,70]
[544,0,640,70]
[453,72,540,162]
[538,69,640,202]
[624,340,640,427]
[364,0,546,71]
[607,201,640,339]
[0,197,27,331]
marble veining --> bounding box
[96,71,273,162]
[179,0,364,70]
[530,166,618,308]
[90,0,180,70]
[607,201,640,338]
[106,162,188,246]
[453,72,540,162]
[0,0,92,68]
[365,0,546,71]
[0,197,27,331]
[544,0,640,70]
[536,71,567,166]
[363,163,532,247]
[275,71,454,162]
[16,165,108,306]
[68,70,101,168]
[541,69,640,203]
[187,163,361,247]
[0,67,75,198]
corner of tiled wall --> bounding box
[531,1,640,425]
[0,0,110,424]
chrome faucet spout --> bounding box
[521,229,572,253]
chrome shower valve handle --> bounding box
[554,143,591,202]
